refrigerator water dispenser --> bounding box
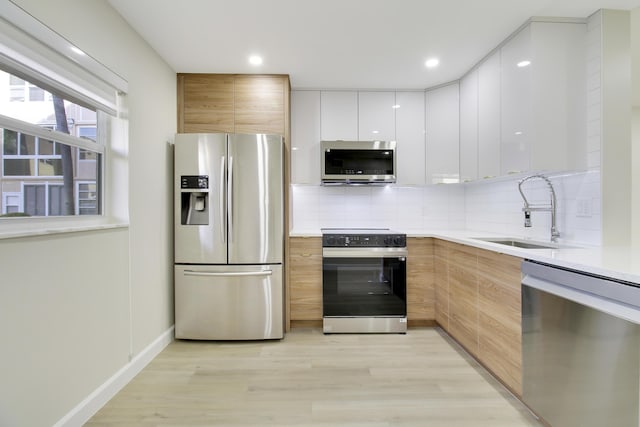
[180,175,209,225]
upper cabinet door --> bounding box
[358,91,396,141]
[178,74,235,134]
[426,83,460,184]
[395,91,425,185]
[459,70,479,183]
[291,90,321,184]
[478,51,501,179]
[234,75,286,135]
[320,91,358,140]
[500,25,532,175]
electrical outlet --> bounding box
[576,198,592,218]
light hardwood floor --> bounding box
[87,328,542,426]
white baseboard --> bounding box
[53,325,174,427]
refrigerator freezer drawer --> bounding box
[175,264,283,340]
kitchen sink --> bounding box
[472,237,563,250]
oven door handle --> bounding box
[322,247,408,258]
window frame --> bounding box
[0,0,127,236]
[2,190,20,214]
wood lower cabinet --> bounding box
[447,243,479,356]
[288,236,436,327]
[289,237,322,324]
[477,250,522,395]
[406,238,435,325]
[434,239,450,330]
[434,239,523,396]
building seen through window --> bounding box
[0,70,101,217]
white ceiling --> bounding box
[107,0,640,90]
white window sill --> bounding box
[0,216,129,240]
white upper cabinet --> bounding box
[477,51,502,179]
[530,21,586,172]
[459,69,479,183]
[425,83,460,184]
[395,91,426,185]
[358,91,396,141]
[291,90,321,184]
[501,21,586,175]
[320,91,358,140]
[501,24,532,175]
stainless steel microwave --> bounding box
[321,140,396,185]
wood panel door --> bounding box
[406,237,434,324]
[477,249,522,396]
[234,75,286,135]
[289,237,322,321]
[447,242,479,356]
[178,74,234,133]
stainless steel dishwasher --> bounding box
[522,260,640,427]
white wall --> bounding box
[597,10,632,246]
[0,0,176,426]
[631,7,640,247]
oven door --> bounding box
[322,247,407,317]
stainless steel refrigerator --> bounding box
[174,133,284,340]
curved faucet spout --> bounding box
[517,174,560,242]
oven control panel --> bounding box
[322,233,406,248]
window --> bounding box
[0,1,128,227]
[9,75,25,102]
[77,126,98,161]
[76,181,98,215]
[2,129,62,177]
[0,72,102,218]
[2,192,20,214]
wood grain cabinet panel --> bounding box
[406,238,434,324]
[178,74,235,133]
[177,73,289,136]
[447,243,479,356]
[289,237,322,321]
[434,238,523,397]
[477,250,522,396]
[433,239,450,331]
[234,75,286,135]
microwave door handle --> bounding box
[220,156,226,243]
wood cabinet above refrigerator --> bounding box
[177,73,290,136]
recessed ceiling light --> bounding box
[372,130,380,134]
[515,131,523,135]
[517,60,531,68]
[425,58,439,68]
[392,104,401,109]
[249,55,263,66]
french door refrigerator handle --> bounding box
[220,155,226,243]
[228,155,233,242]
[184,270,273,277]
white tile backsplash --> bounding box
[291,170,601,246]
[464,170,601,246]
[291,184,465,233]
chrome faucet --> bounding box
[518,174,560,242]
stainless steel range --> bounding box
[322,228,407,333]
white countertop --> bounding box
[290,228,640,284]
